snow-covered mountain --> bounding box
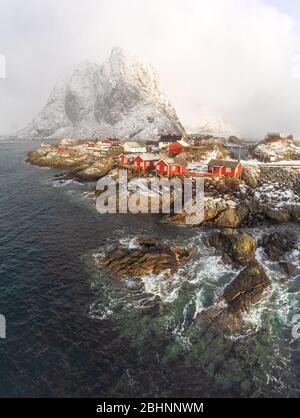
[14,47,184,141]
[184,107,235,138]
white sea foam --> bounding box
[119,236,141,250]
[52,179,75,188]
[141,271,182,303]
[193,288,206,318]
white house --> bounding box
[123,141,147,154]
[158,134,183,149]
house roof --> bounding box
[157,157,187,166]
[160,134,182,142]
[119,153,137,158]
[208,159,241,168]
[177,139,190,148]
[136,153,160,161]
[124,142,146,148]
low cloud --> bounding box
[0,0,300,138]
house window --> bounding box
[164,166,168,172]
[226,167,231,173]
[172,166,176,172]
[146,161,150,167]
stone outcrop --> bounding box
[260,232,296,261]
[97,238,196,277]
[222,261,271,313]
[26,147,113,181]
[198,261,271,332]
[208,229,257,266]
[246,136,300,162]
[279,261,296,276]
[168,166,300,228]
[241,165,261,189]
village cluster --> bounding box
[52,134,244,178]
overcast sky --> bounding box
[0,0,300,138]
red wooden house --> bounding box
[156,158,187,176]
[118,153,136,166]
[168,139,190,156]
[134,154,160,170]
[207,159,243,177]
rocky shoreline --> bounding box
[26,142,300,336]
[26,144,114,181]
[27,140,300,228]
[169,165,300,228]
[95,228,297,334]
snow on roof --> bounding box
[137,153,160,161]
[124,142,146,148]
[119,153,137,158]
[157,157,187,166]
[177,139,190,147]
[208,159,241,168]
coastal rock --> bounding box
[26,147,113,181]
[246,136,300,162]
[261,232,296,261]
[199,261,271,332]
[266,208,291,223]
[241,165,261,189]
[97,239,196,277]
[279,261,296,276]
[222,261,271,313]
[72,159,114,181]
[213,207,242,228]
[208,229,257,266]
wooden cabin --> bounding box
[207,159,243,177]
[168,139,190,156]
[118,153,136,166]
[134,154,160,170]
[156,158,187,176]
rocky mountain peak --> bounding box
[13,48,184,141]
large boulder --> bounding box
[199,261,271,332]
[279,261,296,276]
[261,232,296,261]
[213,208,242,228]
[71,158,113,181]
[208,229,257,265]
[223,261,271,314]
[97,238,196,277]
[241,165,261,189]
[266,208,291,223]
